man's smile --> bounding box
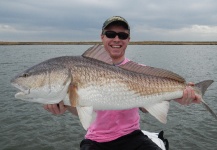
[111,45,121,48]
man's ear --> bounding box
[128,36,130,41]
[100,34,104,40]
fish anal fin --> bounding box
[76,106,96,130]
[145,101,170,124]
[68,82,79,107]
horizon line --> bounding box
[1,41,217,45]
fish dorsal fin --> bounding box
[120,61,185,82]
[82,44,113,64]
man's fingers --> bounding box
[58,101,67,113]
[43,101,67,115]
[176,83,201,105]
[45,104,60,114]
[186,86,195,105]
[192,95,202,104]
[187,82,195,86]
[53,104,61,114]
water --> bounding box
[0,45,217,150]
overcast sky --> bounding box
[0,0,217,41]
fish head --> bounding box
[10,61,71,104]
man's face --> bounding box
[101,25,130,60]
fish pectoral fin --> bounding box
[76,106,96,130]
[68,82,79,107]
[145,101,170,124]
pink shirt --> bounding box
[85,58,140,142]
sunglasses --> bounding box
[103,31,129,40]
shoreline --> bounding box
[0,41,217,45]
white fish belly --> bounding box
[77,83,183,110]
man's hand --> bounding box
[175,83,201,105]
[43,101,67,115]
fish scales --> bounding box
[66,57,185,111]
[73,59,185,97]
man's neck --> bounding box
[112,58,125,66]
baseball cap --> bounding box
[102,16,130,32]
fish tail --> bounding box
[195,80,214,96]
[202,101,217,120]
[195,80,217,120]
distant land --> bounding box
[0,41,217,45]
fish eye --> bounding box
[21,73,29,77]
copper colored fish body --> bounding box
[11,45,216,130]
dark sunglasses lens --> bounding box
[118,32,129,40]
[105,31,129,40]
[105,31,116,38]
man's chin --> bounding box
[110,53,122,59]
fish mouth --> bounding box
[11,83,30,98]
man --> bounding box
[44,16,201,150]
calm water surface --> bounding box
[0,45,217,150]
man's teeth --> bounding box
[112,45,121,48]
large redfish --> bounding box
[11,45,217,130]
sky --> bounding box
[0,0,217,42]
